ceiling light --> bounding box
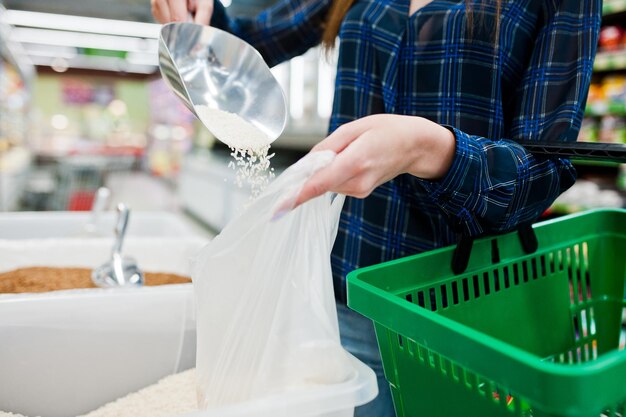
[51,114,69,130]
[3,9,160,39]
[10,27,158,53]
[51,57,69,73]
[108,99,128,117]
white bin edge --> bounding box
[180,354,378,417]
[0,284,197,417]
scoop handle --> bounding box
[112,203,130,256]
[86,187,111,232]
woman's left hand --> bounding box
[293,114,457,208]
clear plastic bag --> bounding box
[192,150,353,409]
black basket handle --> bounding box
[452,224,538,275]
[517,140,626,164]
[450,140,625,274]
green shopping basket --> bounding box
[347,208,626,417]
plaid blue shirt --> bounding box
[212,0,601,303]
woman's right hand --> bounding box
[151,0,214,25]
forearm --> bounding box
[211,0,331,67]
[412,128,577,236]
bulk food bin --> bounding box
[0,237,205,417]
[0,236,378,417]
[179,355,377,417]
[1,292,376,417]
[0,211,203,239]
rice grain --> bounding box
[195,106,275,198]
[78,369,197,417]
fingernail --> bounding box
[270,209,289,223]
[270,199,301,222]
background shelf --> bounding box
[603,0,626,16]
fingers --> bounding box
[293,174,331,208]
[168,0,189,22]
[289,116,386,210]
[152,0,188,23]
[192,0,214,25]
[311,117,371,154]
[293,144,363,207]
[153,0,211,25]
[290,122,365,206]
[151,0,171,23]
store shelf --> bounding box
[585,106,626,117]
[573,159,623,168]
[603,0,626,16]
[2,9,160,75]
[0,147,32,211]
[594,49,626,72]
[549,179,626,217]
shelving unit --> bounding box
[594,49,626,72]
[603,0,626,17]
[549,5,626,215]
[0,7,36,211]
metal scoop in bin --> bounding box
[92,204,144,288]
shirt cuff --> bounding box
[413,126,483,235]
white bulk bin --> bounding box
[0,211,204,240]
[0,238,377,417]
[0,237,205,417]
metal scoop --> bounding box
[92,203,144,288]
[158,22,287,147]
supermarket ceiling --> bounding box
[4,0,155,22]
[3,0,273,22]
[1,0,274,74]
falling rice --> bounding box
[196,105,275,198]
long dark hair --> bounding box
[321,0,503,50]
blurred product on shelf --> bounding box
[550,179,625,215]
[51,155,135,211]
[601,75,626,115]
[29,74,148,159]
[145,79,194,179]
[600,114,626,143]
[0,146,31,211]
[599,25,626,51]
[568,9,626,216]
[604,0,626,15]
[587,76,626,118]
[578,118,599,143]
[0,9,35,212]
[594,4,626,72]
[7,70,153,211]
[584,76,626,144]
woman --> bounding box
[152,1,601,415]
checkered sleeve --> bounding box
[211,0,331,67]
[415,0,601,237]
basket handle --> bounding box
[450,140,626,274]
[517,140,626,163]
[451,224,538,274]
